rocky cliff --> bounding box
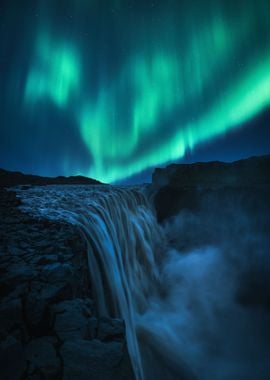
[152,155,270,189]
[0,187,133,380]
[152,155,270,222]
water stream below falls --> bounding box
[15,185,270,380]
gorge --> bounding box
[1,155,270,379]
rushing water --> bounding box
[15,185,270,380]
[15,185,195,379]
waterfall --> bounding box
[16,185,165,380]
[16,184,200,380]
[72,187,163,380]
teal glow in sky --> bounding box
[25,34,81,108]
[1,0,270,182]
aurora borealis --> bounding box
[1,0,270,183]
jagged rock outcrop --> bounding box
[0,188,134,380]
[152,155,270,189]
[152,155,270,221]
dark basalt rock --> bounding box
[0,298,23,333]
[0,188,134,379]
[52,299,92,342]
[97,317,125,342]
[0,335,26,380]
[25,337,61,380]
[152,155,270,222]
[61,339,133,380]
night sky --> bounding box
[0,0,270,183]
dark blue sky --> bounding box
[0,0,269,183]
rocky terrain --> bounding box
[0,187,133,380]
[152,154,270,221]
[1,154,269,379]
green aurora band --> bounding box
[17,1,270,181]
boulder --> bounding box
[0,335,26,380]
[52,299,91,341]
[87,317,98,339]
[0,265,37,296]
[25,283,73,335]
[97,317,125,341]
[25,337,61,380]
[0,298,23,333]
[61,339,134,380]
[41,263,73,284]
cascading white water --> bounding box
[16,185,170,380]
[72,187,163,380]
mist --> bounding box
[139,190,270,379]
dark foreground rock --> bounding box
[61,339,133,380]
[0,188,134,380]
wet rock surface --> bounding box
[0,187,134,379]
